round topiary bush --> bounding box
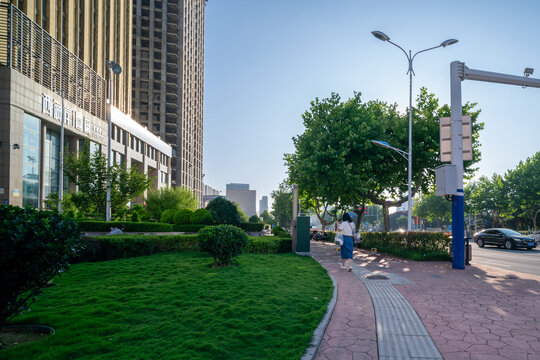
[160,209,176,224]
[173,209,193,225]
[198,225,248,267]
[190,208,213,225]
[272,225,286,236]
[248,215,261,223]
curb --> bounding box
[300,261,338,360]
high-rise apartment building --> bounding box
[259,196,268,215]
[132,0,205,203]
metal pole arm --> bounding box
[464,66,540,88]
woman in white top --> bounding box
[335,212,355,271]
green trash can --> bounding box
[296,216,310,253]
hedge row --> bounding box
[239,222,265,232]
[78,234,292,262]
[77,221,265,233]
[359,232,451,261]
[76,221,173,232]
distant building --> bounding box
[202,184,221,208]
[226,183,256,217]
[259,196,268,215]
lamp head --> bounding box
[440,39,458,47]
[524,67,534,77]
[371,30,390,42]
[108,60,122,75]
[371,140,391,149]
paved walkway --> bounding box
[311,241,540,360]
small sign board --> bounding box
[439,115,473,162]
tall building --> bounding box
[259,195,268,215]
[226,183,256,217]
[0,1,172,207]
[132,0,205,203]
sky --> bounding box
[203,0,540,210]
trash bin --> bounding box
[296,216,310,253]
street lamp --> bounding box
[52,74,65,213]
[371,30,458,231]
[105,60,122,222]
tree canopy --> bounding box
[285,88,483,231]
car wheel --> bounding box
[477,239,485,248]
[527,247,533,250]
[504,240,514,250]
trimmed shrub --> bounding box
[360,232,451,261]
[0,205,83,326]
[76,221,173,232]
[190,208,213,225]
[145,187,198,221]
[131,211,141,222]
[276,237,292,253]
[249,215,261,223]
[160,209,176,224]
[172,224,208,233]
[81,234,199,262]
[239,222,264,232]
[173,209,193,225]
[272,225,285,236]
[206,197,240,226]
[245,237,280,254]
[198,225,248,267]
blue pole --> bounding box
[452,190,465,269]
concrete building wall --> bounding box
[226,188,257,218]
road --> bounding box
[469,243,540,277]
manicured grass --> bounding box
[0,252,332,360]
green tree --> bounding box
[505,151,540,230]
[413,192,452,229]
[248,215,261,223]
[468,174,512,228]
[206,197,240,225]
[65,144,152,218]
[260,210,275,224]
[145,187,198,221]
[235,204,249,223]
[285,88,483,232]
[271,182,292,228]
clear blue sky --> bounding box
[203,0,540,210]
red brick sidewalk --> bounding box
[311,241,540,360]
[311,242,378,360]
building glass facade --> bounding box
[22,113,40,208]
[43,128,60,198]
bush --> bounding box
[145,187,198,221]
[360,232,451,261]
[81,234,199,262]
[272,225,290,238]
[160,209,176,224]
[131,211,141,222]
[275,237,292,253]
[249,215,261,223]
[198,225,248,267]
[173,209,193,225]
[190,208,213,225]
[239,222,265,232]
[0,205,83,326]
[245,237,280,254]
[172,224,208,233]
[76,221,173,232]
[206,197,241,226]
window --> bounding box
[22,114,40,208]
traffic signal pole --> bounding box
[449,61,540,269]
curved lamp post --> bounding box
[371,31,458,231]
[105,60,122,222]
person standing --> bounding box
[336,213,355,271]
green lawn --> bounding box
[0,252,332,360]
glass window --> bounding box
[22,114,40,208]
[44,129,60,198]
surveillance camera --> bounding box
[524,67,534,77]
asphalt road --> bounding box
[470,243,540,277]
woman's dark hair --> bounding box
[342,212,352,222]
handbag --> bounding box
[334,232,343,246]
[349,223,360,244]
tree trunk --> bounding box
[382,204,390,232]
